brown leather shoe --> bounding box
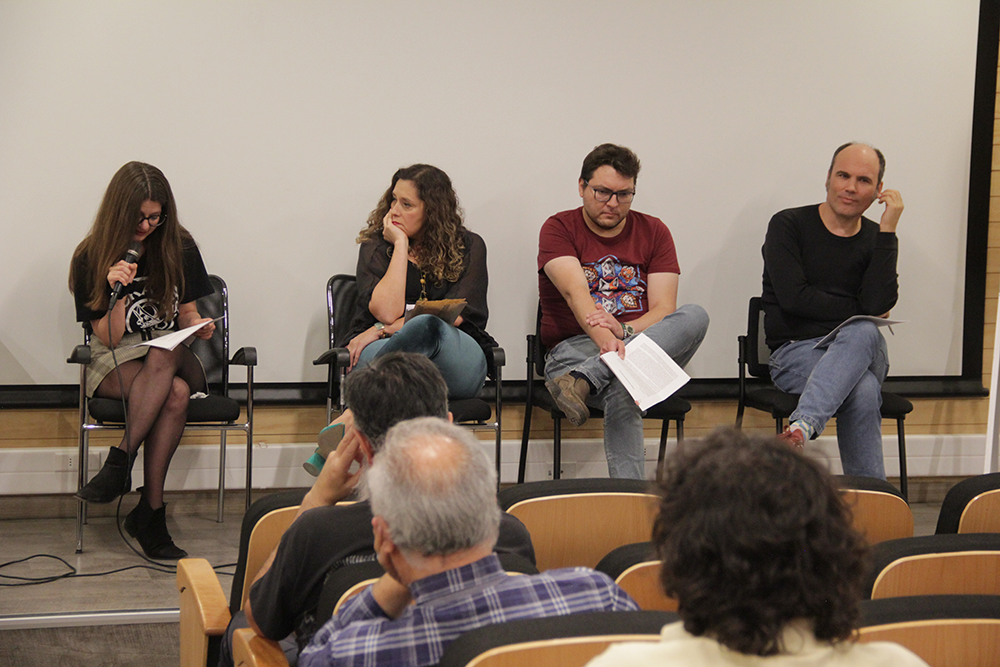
[545,373,591,427]
[778,427,806,453]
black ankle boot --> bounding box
[124,490,188,560]
[74,447,132,503]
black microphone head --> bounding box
[124,240,143,263]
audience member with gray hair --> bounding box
[367,417,501,556]
[219,354,534,667]
[299,417,639,667]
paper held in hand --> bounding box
[127,317,223,352]
[600,333,690,411]
[404,298,467,324]
[813,315,905,348]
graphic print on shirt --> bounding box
[583,254,645,316]
[123,277,180,333]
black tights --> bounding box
[95,346,206,509]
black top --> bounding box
[348,230,496,351]
[761,204,898,350]
[72,242,213,331]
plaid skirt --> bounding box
[85,330,207,397]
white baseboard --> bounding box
[1,433,991,495]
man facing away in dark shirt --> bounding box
[218,352,534,666]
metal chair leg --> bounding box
[897,417,908,501]
[553,417,562,480]
[217,431,227,523]
[518,397,533,484]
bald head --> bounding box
[828,142,885,186]
[367,417,500,556]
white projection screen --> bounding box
[0,1,993,394]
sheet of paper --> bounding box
[813,315,905,348]
[129,317,223,351]
[600,333,690,411]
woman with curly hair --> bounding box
[586,428,929,666]
[69,161,215,559]
[344,164,493,400]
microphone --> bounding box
[107,241,143,312]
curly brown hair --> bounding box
[357,164,466,285]
[653,428,869,656]
[69,161,192,322]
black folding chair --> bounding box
[519,304,690,483]
[735,296,911,499]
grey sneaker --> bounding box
[545,373,591,427]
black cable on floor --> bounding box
[0,552,236,587]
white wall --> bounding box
[0,1,982,384]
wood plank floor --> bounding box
[0,492,243,618]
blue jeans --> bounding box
[544,304,709,479]
[357,314,488,399]
[769,320,889,479]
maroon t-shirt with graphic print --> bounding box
[537,207,680,350]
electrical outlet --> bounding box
[62,453,100,472]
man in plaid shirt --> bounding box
[298,417,638,667]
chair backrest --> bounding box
[841,488,914,544]
[438,611,678,667]
[228,489,309,613]
[528,302,547,379]
[871,551,1000,599]
[614,561,677,612]
[858,595,1000,667]
[458,635,661,667]
[866,534,1000,599]
[189,274,230,391]
[327,274,359,349]
[961,489,1000,533]
[936,473,1000,534]
[499,480,658,571]
[314,559,386,624]
[860,618,1000,667]
[594,542,676,612]
[239,506,300,610]
[745,296,771,378]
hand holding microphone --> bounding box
[107,241,143,312]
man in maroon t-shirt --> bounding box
[537,144,709,479]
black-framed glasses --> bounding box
[586,182,635,203]
[139,212,165,227]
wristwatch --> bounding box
[374,322,386,338]
[621,322,635,338]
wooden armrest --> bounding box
[233,628,289,667]
[177,558,231,667]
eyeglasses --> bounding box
[586,182,635,204]
[139,212,165,228]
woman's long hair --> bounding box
[357,164,466,285]
[69,161,191,321]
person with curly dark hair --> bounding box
[69,161,216,559]
[344,164,494,400]
[586,428,929,666]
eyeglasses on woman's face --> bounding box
[139,212,165,227]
